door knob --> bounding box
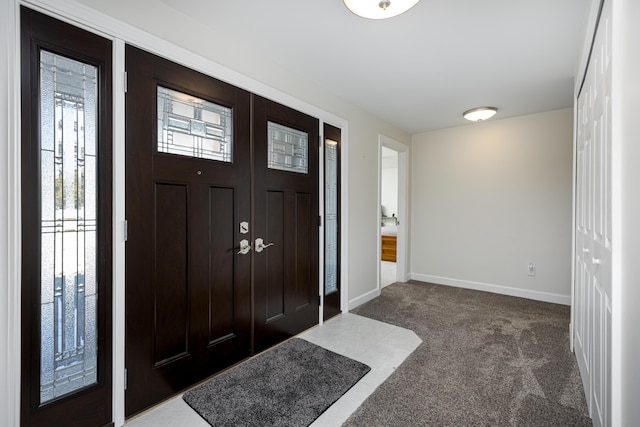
[254,238,274,253]
[592,257,601,265]
[237,239,251,255]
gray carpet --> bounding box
[345,280,592,426]
[183,338,370,427]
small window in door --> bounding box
[267,121,308,174]
[157,86,233,162]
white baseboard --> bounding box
[348,288,381,311]
[409,273,571,306]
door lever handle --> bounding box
[236,239,251,255]
[254,238,274,253]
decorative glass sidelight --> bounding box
[324,139,339,295]
[157,86,233,162]
[267,121,308,174]
[39,51,98,403]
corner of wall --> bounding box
[348,288,381,311]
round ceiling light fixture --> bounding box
[343,0,421,19]
[463,107,498,122]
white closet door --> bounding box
[575,1,612,426]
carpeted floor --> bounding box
[344,281,592,426]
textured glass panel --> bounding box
[324,140,338,294]
[83,294,98,383]
[41,233,55,304]
[41,150,55,224]
[157,86,232,162]
[41,52,55,152]
[39,50,98,404]
[85,230,97,297]
[40,301,55,402]
[268,122,308,174]
[85,156,97,222]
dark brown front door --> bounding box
[124,48,320,416]
[125,46,252,416]
[21,7,113,426]
[252,96,320,352]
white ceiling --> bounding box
[160,0,590,134]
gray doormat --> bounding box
[183,338,370,427]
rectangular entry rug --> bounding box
[183,338,371,427]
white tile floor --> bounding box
[381,260,397,288]
[125,312,421,427]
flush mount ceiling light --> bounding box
[343,0,421,19]
[463,107,498,122]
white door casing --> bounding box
[575,0,612,425]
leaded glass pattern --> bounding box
[40,50,98,403]
[324,140,338,295]
[267,121,308,174]
[157,86,233,162]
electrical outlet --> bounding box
[528,262,535,277]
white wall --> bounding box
[410,109,574,303]
[614,0,640,423]
[381,153,398,218]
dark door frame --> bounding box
[20,7,113,426]
[323,123,342,321]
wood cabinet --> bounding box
[381,235,397,262]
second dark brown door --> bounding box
[252,96,320,352]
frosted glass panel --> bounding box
[325,140,338,295]
[267,121,308,174]
[39,50,98,403]
[157,86,232,162]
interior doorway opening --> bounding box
[380,147,398,287]
[378,135,409,289]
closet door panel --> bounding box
[574,1,611,426]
